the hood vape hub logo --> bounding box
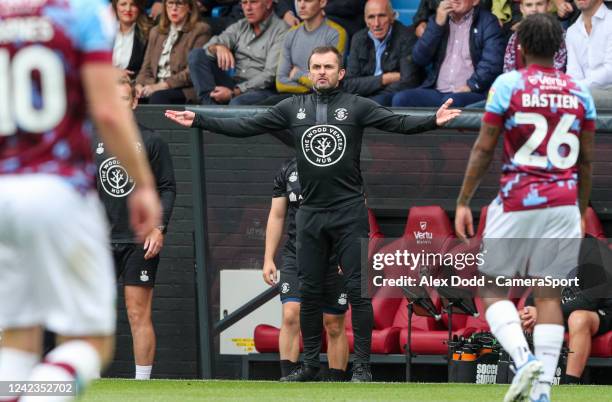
[301,124,346,167]
[99,157,135,197]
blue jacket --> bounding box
[412,7,505,93]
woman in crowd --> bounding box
[136,0,211,104]
[112,0,153,78]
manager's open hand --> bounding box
[165,110,196,127]
[436,98,462,126]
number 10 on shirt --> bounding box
[0,46,67,136]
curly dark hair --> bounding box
[517,13,564,59]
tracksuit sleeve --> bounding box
[192,102,291,137]
[358,98,438,134]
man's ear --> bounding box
[338,67,346,81]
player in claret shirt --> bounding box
[455,13,596,402]
[0,1,161,399]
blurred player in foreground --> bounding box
[455,13,596,402]
[0,1,161,400]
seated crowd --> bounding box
[110,0,612,107]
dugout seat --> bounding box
[585,206,607,241]
[344,287,403,354]
[368,208,385,260]
[254,324,333,353]
[589,331,612,357]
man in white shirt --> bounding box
[566,0,612,108]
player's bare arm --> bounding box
[263,197,288,285]
[83,64,161,240]
[578,129,595,234]
[577,130,595,216]
[455,122,502,241]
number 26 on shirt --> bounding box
[513,112,579,170]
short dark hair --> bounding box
[117,76,136,100]
[308,46,344,70]
[517,13,563,59]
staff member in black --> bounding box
[97,77,176,380]
[165,46,460,381]
[264,157,349,381]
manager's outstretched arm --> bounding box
[361,98,462,134]
[165,103,290,138]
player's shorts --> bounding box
[479,198,582,279]
[112,243,160,287]
[0,174,116,336]
[595,309,612,336]
[280,249,348,314]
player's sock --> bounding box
[486,300,532,367]
[564,374,580,384]
[327,368,346,381]
[530,324,564,399]
[135,365,153,380]
[0,348,39,401]
[280,360,299,377]
[20,340,101,402]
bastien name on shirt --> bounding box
[521,93,579,109]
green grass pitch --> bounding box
[80,380,611,402]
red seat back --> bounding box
[403,206,454,242]
[368,208,384,239]
[392,298,440,331]
[585,207,606,240]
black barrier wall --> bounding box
[105,105,612,379]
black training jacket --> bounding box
[193,88,437,209]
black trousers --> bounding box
[147,88,187,105]
[296,200,373,367]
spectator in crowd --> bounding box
[391,0,505,107]
[343,0,423,106]
[552,0,581,27]
[188,0,288,105]
[504,0,567,72]
[96,78,176,380]
[261,0,347,104]
[413,0,440,38]
[276,0,366,38]
[135,0,211,104]
[489,0,522,37]
[113,0,153,79]
[151,0,244,35]
[413,0,522,39]
[147,0,165,18]
[200,0,244,35]
[566,0,612,109]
